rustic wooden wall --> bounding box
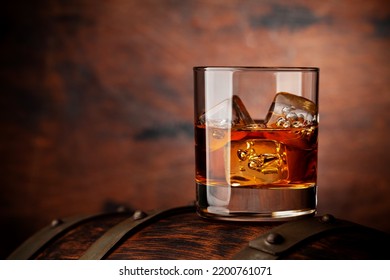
[1,0,389,258]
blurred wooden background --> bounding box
[1,0,389,258]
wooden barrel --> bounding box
[7,205,389,260]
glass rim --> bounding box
[193,66,319,72]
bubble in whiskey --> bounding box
[237,149,249,161]
[266,92,317,128]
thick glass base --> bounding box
[196,183,317,221]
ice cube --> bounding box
[265,92,317,128]
[199,95,255,128]
[232,95,255,126]
[227,139,288,186]
[200,95,255,151]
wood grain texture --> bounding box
[1,0,389,258]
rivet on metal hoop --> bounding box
[265,232,284,245]
[116,205,128,213]
[50,219,63,227]
[321,214,335,224]
[132,210,147,220]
